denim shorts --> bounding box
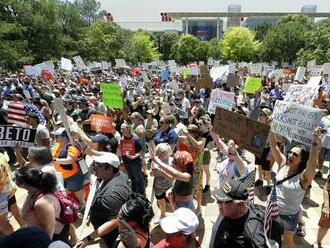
[64,172,84,192]
[278,212,300,232]
[175,200,195,211]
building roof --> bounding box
[168,12,330,19]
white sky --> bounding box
[100,0,330,22]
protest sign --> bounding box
[199,65,209,75]
[308,76,322,87]
[271,101,323,145]
[210,65,229,81]
[228,63,236,74]
[197,75,213,88]
[141,71,149,82]
[189,66,199,76]
[207,58,213,66]
[212,107,270,157]
[73,56,87,70]
[90,115,113,133]
[161,70,169,82]
[0,125,36,148]
[248,64,263,75]
[243,77,262,94]
[227,74,240,88]
[238,62,248,69]
[60,57,72,71]
[284,84,318,106]
[181,67,190,79]
[208,89,235,114]
[199,61,204,66]
[115,59,126,68]
[307,59,316,72]
[100,83,124,109]
[101,61,109,70]
[54,98,73,142]
[294,67,306,82]
[120,139,135,156]
[310,66,323,77]
[282,83,291,93]
[23,65,37,76]
[323,63,330,75]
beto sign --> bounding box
[0,125,36,148]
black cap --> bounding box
[0,227,51,248]
[212,179,248,202]
[91,134,110,144]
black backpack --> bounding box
[244,204,283,248]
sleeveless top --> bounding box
[172,164,194,196]
[275,167,305,215]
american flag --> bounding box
[264,185,279,244]
[24,103,46,125]
[238,169,256,204]
[7,101,26,126]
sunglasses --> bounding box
[288,151,299,157]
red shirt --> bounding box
[153,239,201,248]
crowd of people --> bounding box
[0,62,329,248]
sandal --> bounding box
[296,222,306,237]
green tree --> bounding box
[253,22,272,41]
[130,31,160,63]
[158,32,179,61]
[220,27,260,62]
[79,21,131,62]
[296,20,330,65]
[208,38,221,60]
[261,22,308,64]
[171,34,200,64]
[195,42,211,62]
[74,0,105,26]
[277,14,312,27]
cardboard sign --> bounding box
[197,75,213,88]
[60,57,72,71]
[208,89,235,114]
[271,101,323,145]
[90,115,113,133]
[212,108,270,157]
[115,59,126,68]
[227,74,240,88]
[100,83,123,109]
[308,76,322,87]
[120,139,135,156]
[294,67,306,82]
[243,77,262,94]
[0,125,36,148]
[284,84,318,106]
[323,63,330,75]
[199,65,209,75]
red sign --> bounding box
[120,139,135,156]
[90,115,113,134]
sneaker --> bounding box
[203,185,210,193]
[255,179,263,187]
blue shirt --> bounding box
[154,127,178,145]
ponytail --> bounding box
[15,166,57,193]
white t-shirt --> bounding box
[181,98,191,119]
[216,158,247,186]
[41,163,65,192]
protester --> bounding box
[14,167,69,242]
[76,153,131,248]
[209,179,267,247]
[154,115,178,151]
[154,207,200,248]
[268,128,321,248]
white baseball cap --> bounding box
[92,152,120,168]
[159,207,199,235]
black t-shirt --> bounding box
[213,210,266,248]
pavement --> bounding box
[10,150,330,247]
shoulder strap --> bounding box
[276,171,300,186]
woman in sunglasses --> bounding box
[268,128,321,248]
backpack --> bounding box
[244,204,283,248]
[34,191,79,224]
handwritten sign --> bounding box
[90,115,113,134]
[227,74,240,88]
[284,84,318,106]
[0,125,36,148]
[271,101,323,145]
[100,83,123,109]
[212,108,270,157]
[308,76,322,87]
[197,75,213,88]
[120,139,135,156]
[243,77,262,94]
[60,57,72,71]
[208,89,235,114]
[294,67,306,82]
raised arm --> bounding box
[268,131,286,167]
[153,157,191,182]
[300,129,321,189]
